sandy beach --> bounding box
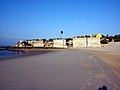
[0,43,120,90]
[82,42,120,77]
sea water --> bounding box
[0,50,24,60]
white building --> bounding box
[73,37,101,48]
[73,38,87,48]
[53,39,67,48]
[33,40,45,47]
[87,37,101,47]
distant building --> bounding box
[73,36,101,48]
[15,39,46,47]
[53,38,67,48]
[32,39,45,47]
[15,34,101,48]
[87,37,101,47]
[73,38,87,48]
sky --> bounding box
[0,0,120,45]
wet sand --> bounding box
[82,42,120,77]
[0,48,63,60]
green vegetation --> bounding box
[113,34,120,42]
[101,34,120,44]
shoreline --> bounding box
[0,48,65,61]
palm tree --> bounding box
[60,30,63,38]
[60,30,64,48]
